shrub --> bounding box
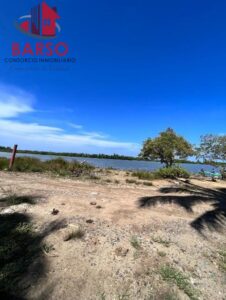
[68,161,94,177]
[132,167,190,180]
[12,157,44,172]
[0,158,9,170]
[154,166,190,179]
[126,179,141,185]
[105,179,112,183]
[4,156,94,178]
[44,158,68,174]
[132,171,154,181]
[142,181,153,186]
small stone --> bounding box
[63,224,80,241]
[90,202,97,206]
[51,208,59,215]
[96,205,102,209]
[86,219,94,224]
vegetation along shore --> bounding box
[1,128,226,167]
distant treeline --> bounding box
[174,159,226,167]
[0,146,12,152]
[1,146,225,166]
[0,146,142,161]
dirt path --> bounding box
[0,171,226,300]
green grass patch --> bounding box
[159,265,199,300]
[218,250,226,272]
[130,236,141,250]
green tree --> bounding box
[140,128,194,167]
[196,134,226,163]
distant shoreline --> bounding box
[0,147,225,166]
[0,148,143,161]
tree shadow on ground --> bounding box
[0,194,66,299]
[138,181,226,234]
[0,194,41,208]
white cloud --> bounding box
[80,131,109,139]
[68,122,83,130]
[68,123,109,140]
[0,84,34,118]
[0,119,139,154]
[0,119,62,135]
[0,84,139,155]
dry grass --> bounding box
[63,227,85,241]
[152,236,171,247]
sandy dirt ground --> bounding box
[0,170,226,300]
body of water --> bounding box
[0,152,219,173]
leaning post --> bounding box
[9,144,18,169]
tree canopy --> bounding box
[140,128,194,167]
[196,134,226,163]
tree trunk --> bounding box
[165,161,170,168]
[165,159,173,168]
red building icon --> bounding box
[19,2,60,37]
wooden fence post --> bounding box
[9,144,18,169]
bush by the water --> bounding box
[44,158,94,176]
[132,171,154,181]
[154,166,190,179]
[0,157,94,177]
[0,158,8,170]
[13,157,44,172]
[0,157,189,179]
[132,166,190,180]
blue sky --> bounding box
[0,0,225,155]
